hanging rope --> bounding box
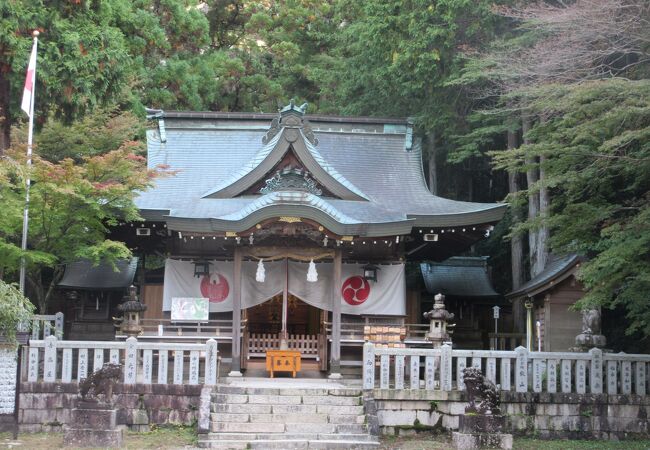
[243,248,335,262]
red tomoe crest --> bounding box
[200,273,230,303]
[341,276,371,306]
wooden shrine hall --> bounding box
[115,101,506,377]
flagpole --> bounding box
[19,30,39,295]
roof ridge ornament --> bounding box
[263,99,318,146]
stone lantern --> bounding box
[572,308,607,351]
[423,293,455,348]
[117,285,147,337]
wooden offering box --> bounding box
[265,350,301,378]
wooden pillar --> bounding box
[281,258,288,343]
[329,249,342,378]
[229,247,243,376]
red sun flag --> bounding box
[21,40,37,116]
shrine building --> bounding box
[112,102,506,377]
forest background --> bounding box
[0,0,648,348]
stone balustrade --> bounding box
[363,342,650,396]
[25,336,218,386]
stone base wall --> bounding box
[18,382,202,433]
[374,389,650,440]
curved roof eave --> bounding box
[408,203,507,228]
[201,127,369,201]
[506,254,581,299]
[164,204,415,237]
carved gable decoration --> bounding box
[263,100,318,146]
[260,167,322,196]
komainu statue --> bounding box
[79,363,122,404]
[462,366,501,415]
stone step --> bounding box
[247,394,303,404]
[301,395,361,406]
[307,440,379,449]
[284,423,336,434]
[328,414,366,424]
[212,403,272,414]
[316,404,365,415]
[272,404,318,414]
[211,421,285,433]
[210,422,369,435]
[210,412,329,424]
[215,386,362,397]
[199,439,379,450]
[250,413,329,423]
[199,432,376,442]
[197,440,250,449]
[201,433,319,441]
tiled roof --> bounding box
[136,110,506,233]
[420,257,499,297]
[506,254,581,298]
[58,258,138,290]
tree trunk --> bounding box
[0,62,12,154]
[508,129,526,333]
[523,117,541,277]
[537,155,550,272]
[426,131,438,195]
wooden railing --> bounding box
[362,343,650,396]
[247,333,320,360]
[25,336,218,386]
[115,319,245,340]
[28,313,64,340]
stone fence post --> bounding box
[441,344,452,391]
[515,346,528,393]
[44,335,58,382]
[363,342,375,390]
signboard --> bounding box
[171,297,209,322]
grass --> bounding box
[1,429,649,449]
[378,433,650,450]
[0,426,196,449]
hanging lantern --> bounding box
[193,260,211,278]
[363,264,379,283]
[256,259,266,283]
[307,259,318,282]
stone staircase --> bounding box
[198,384,379,449]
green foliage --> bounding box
[0,281,35,345]
[495,79,650,336]
[0,109,163,312]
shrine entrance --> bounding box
[242,294,326,370]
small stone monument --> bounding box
[63,363,123,448]
[452,367,512,450]
[572,308,607,351]
[423,293,454,348]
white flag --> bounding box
[21,40,37,116]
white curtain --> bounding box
[162,258,406,316]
